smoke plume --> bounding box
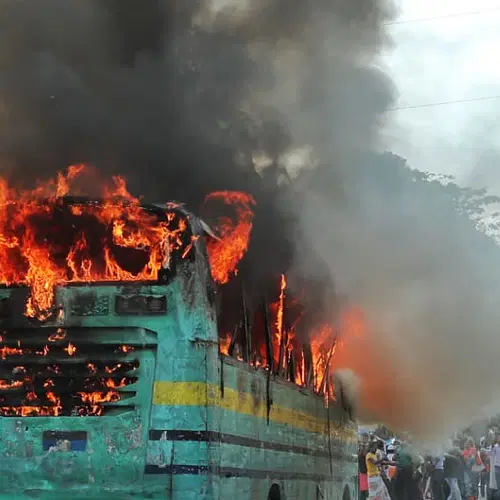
[2,0,499,441]
[0,0,395,303]
[310,153,500,439]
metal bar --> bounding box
[303,341,314,388]
[319,335,337,394]
[262,296,273,372]
[262,295,273,424]
[241,282,251,363]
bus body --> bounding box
[0,203,357,500]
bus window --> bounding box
[250,307,268,368]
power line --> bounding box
[387,94,500,111]
[384,6,500,26]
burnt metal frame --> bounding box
[220,281,321,393]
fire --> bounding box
[104,378,129,389]
[326,307,402,420]
[105,363,123,374]
[273,274,287,368]
[0,406,61,417]
[87,363,98,375]
[219,333,231,355]
[44,379,54,389]
[44,391,62,415]
[0,346,23,359]
[0,166,256,319]
[218,272,370,400]
[64,342,76,356]
[48,329,66,342]
[0,165,198,319]
[310,325,337,393]
[38,345,49,356]
[0,379,23,390]
[204,191,255,284]
[78,391,120,405]
[0,353,136,417]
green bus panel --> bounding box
[0,274,357,500]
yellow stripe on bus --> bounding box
[152,381,356,439]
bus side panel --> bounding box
[144,277,219,499]
[208,358,358,500]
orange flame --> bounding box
[105,363,123,374]
[0,379,23,390]
[46,391,62,416]
[64,342,76,356]
[204,191,255,284]
[87,363,98,375]
[0,165,199,319]
[0,351,135,417]
[78,391,120,405]
[217,273,371,399]
[327,307,403,420]
[0,166,256,319]
[310,324,337,392]
[0,406,60,417]
[0,346,23,359]
[48,329,66,342]
[220,333,231,355]
[104,378,129,389]
[273,274,287,368]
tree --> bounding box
[413,168,500,242]
[374,424,394,441]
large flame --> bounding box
[0,166,254,319]
[0,337,139,417]
[218,274,377,404]
[204,191,255,285]
[273,274,287,368]
[329,308,413,426]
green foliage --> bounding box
[412,167,500,236]
[374,152,500,241]
[374,424,394,440]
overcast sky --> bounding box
[383,0,500,190]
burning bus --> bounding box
[0,166,357,500]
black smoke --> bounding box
[0,0,395,292]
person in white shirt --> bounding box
[489,434,500,491]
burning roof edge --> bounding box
[25,196,219,242]
[150,202,220,241]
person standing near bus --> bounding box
[367,441,393,500]
[394,439,416,500]
[431,455,446,500]
[489,434,500,493]
[360,440,369,500]
[479,438,491,499]
[462,438,483,500]
[444,448,463,500]
[387,445,398,500]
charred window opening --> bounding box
[0,197,196,320]
[216,272,352,401]
[0,329,143,417]
[3,198,195,282]
[217,274,340,395]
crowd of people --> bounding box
[357,432,500,500]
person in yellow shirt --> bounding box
[366,447,381,477]
[366,441,394,500]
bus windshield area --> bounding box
[0,195,193,321]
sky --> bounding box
[383,0,500,190]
